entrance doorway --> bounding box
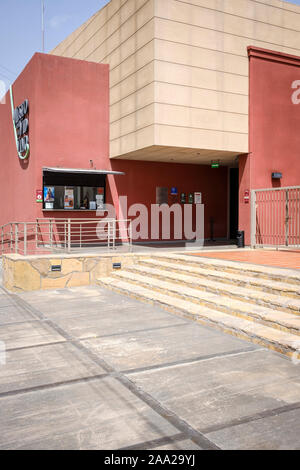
[229,168,239,240]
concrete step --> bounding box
[141,258,300,299]
[97,276,300,359]
[109,270,300,335]
[149,254,300,286]
[129,264,300,315]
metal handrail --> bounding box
[253,185,300,193]
[0,218,132,256]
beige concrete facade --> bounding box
[52,0,300,164]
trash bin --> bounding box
[237,230,245,248]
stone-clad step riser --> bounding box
[97,279,300,359]
[140,260,300,299]
[150,256,300,286]
[128,266,300,315]
[111,272,300,336]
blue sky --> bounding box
[0,0,300,94]
[0,0,110,91]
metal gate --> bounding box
[251,186,300,249]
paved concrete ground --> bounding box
[0,284,300,450]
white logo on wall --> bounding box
[0,80,6,105]
[291,80,300,104]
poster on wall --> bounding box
[43,186,55,209]
[96,195,104,210]
[96,187,105,209]
[64,188,74,210]
[44,187,54,202]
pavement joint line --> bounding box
[121,346,263,376]
[82,321,190,340]
[6,339,69,353]
[0,373,110,399]
[0,285,220,451]
[117,432,186,451]
[4,323,189,353]
[200,400,300,436]
[0,286,39,322]
[114,373,221,450]
[0,319,44,328]
[0,304,19,309]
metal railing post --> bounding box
[15,224,19,254]
[107,220,111,251]
[10,223,13,251]
[68,219,71,253]
[129,221,133,252]
[64,221,67,249]
[250,190,256,249]
[285,189,289,247]
[35,220,38,252]
[113,219,116,250]
[49,219,53,250]
[23,223,27,256]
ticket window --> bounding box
[43,171,106,211]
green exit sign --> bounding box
[211,162,219,169]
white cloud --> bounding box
[49,14,72,29]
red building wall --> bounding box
[239,47,300,244]
[0,53,109,226]
[108,160,228,240]
[0,53,229,241]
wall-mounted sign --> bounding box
[36,190,43,203]
[180,193,186,204]
[194,192,202,204]
[9,86,30,160]
[171,187,178,196]
[244,190,250,204]
[188,193,194,204]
